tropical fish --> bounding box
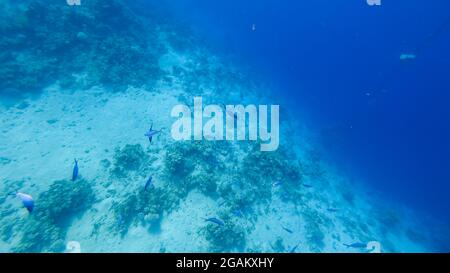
[12,192,34,213]
[302,183,313,188]
[327,208,339,212]
[144,121,164,143]
[144,175,154,191]
[72,159,79,181]
[344,242,367,248]
[281,225,293,234]
[205,217,225,226]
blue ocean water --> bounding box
[164,0,450,223]
[1,0,449,253]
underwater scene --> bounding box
[1,0,449,253]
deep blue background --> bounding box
[161,0,450,223]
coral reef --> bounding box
[0,204,20,243]
[111,144,148,178]
[0,179,27,243]
[163,141,229,196]
[202,215,247,252]
[305,221,325,252]
[0,0,165,96]
[111,187,179,237]
[161,140,307,251]
[219,144,303,207]
[11,179,95,253]
[301,206,331,252]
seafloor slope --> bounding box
[0,0,443,253]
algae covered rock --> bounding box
[164,142,194,177]
[36,179,95,222]
[305,221,325,252]
[186,168,217,195]
[112,144,148,177]
[302,208,328,252]
[216,144,303,206]
[163,141,228,196]
[12,179,95,253]
[0,0,164,95]
[111,187,179,236]
[241,144,301,184]
[203,215,246,252]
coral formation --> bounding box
[0,0,165,96]
[203,215,247,252]
[11,179,94,252]
[112,144,148,178]
[163,141,228,196]
[220,144,303,207]
[305,221,325,252]
[111,187,179,237]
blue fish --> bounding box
[327,208,339,213]
[205,217,225,226]
[302,183,313,188]
[232,209,244,218]
[144,121,164,143]
[344,242,367,248]
[281,225,293,234]
[72,159,79,181]
[16,192,34,213]
[144,176,154,191]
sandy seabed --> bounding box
[0,46,433,253]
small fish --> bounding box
[232,209,244,218]
[144,176,154,191]
[72,159,79,181]
[327,208,339,213]
[290,242,300,253]
[302,183,313,188]
[273,180,284,187]
[15,192,34,213]
[205,217,225,226]
[344,242,367,248]
[144,121,164,143]
[400,53,416,61]
[281,225,293,234]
